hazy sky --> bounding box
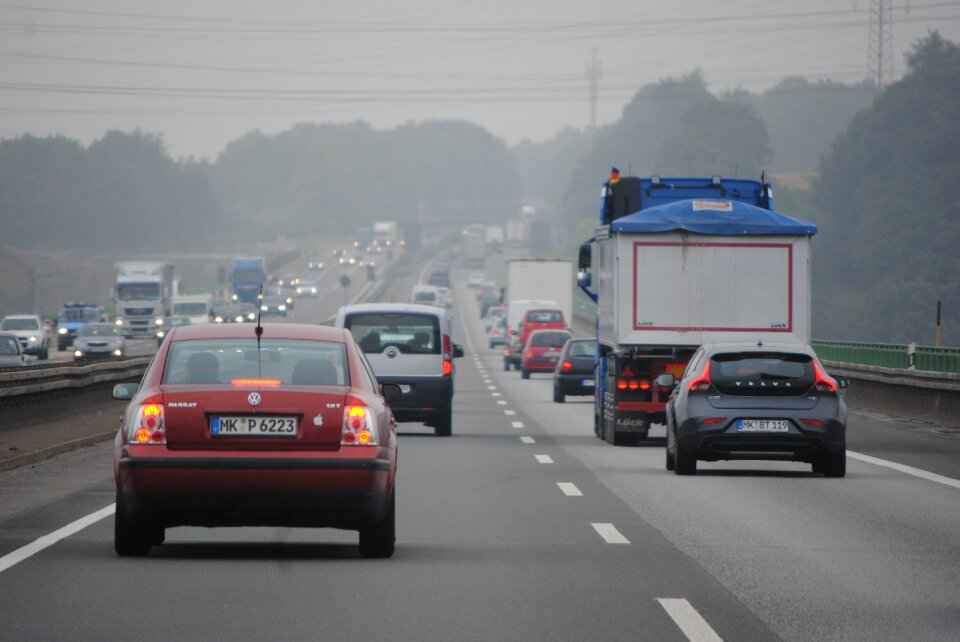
[2,0,958,159]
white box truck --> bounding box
[579,175,816,445]
[171,293,213,325]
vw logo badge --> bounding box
[247,392,262,406]
[385,347,399,359]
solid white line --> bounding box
[557,482,582,497]
[591,522,630,544]
[504,409,515,415]
[657,598,724,642]
[0,504,115,574]
[535,454,554,464]
[520,436,535,444]
[511,421,524,429]
[847,450,960,490]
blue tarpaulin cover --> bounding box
[609,198,817,236]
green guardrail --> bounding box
[571,304,960,373]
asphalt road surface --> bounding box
[1,252,958,641]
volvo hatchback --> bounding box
[112,323,400,557]
[660,342,848,477]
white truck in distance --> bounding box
[463,228,486,268]
[114,261,175,337]
[171,293,213,325]
[505,259,573,325]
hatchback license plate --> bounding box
[582,379,594,387]
[737,419,790,433]
[211,416,297,437]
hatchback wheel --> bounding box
[434,406,452,437]
[521,369,530,380]
[821,447,846,478]
[674,442,697,475]
[503,360,510,371]
[359,492,395,558]
[553,385,565,403]
[665,428,676,471]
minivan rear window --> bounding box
[345,313,441,355]
[710,352,814,396]
[531,332,571,348]
[527,310,563,323]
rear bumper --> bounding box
[116,453,393,529]
[555,373,595,396]
[677,418,846,461]
[376,375,452,423]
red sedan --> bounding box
[112,323,399,558]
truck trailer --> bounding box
[578,175,817,446]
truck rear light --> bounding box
[342,401,378,446]
[627,379,639,390]
[617,379,627,390]
[813,362,838,393]
[688,360,713,392]
[561,361,573,372]
[638,379,651,391]
[126,398,166,445]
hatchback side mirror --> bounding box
[453,344,464,358]
[380,383,403,403]
[112,383,139,400]
[834,376,849,390]
[655,373,676,388]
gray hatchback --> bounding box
[659,342,848,477]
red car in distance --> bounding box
[112,323,400,558]
[521,329,573,379]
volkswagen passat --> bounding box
[660,342,848,477]
[112,323,400,557]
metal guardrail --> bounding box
[0,357,152,400]
[812,340,960,374]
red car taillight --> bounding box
[126,397,166,445]
[813,361,838,393]
[341,399,378,446]
[525,351,535,359]
[561,361,573,372]
[688,360,713,392]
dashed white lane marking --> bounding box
[497,400,508,406]
[591,522,629,544]
[492,392,501,397]
[657,598,724,642]
[504,409,516,415]
[535,454,554,464]
[0,504,115,574]
[847,450,960,490]
[511,421,524,429]
[520,436,535,444]
[557,482,582,497]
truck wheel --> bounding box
[434,406,452,437]
[674,442,697,475]
[594,409,602,438]
[821,447,846,478]
[521,369,530,380]
[553,385,564,403]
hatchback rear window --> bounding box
[527,311,563,323]
[531,332,571,348]
[565,340,596,357]
[710,352,814,396]
[163,339,348,386]
[345,313,441,355]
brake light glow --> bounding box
[231,379,281,387]
[342,401,378,446]
[128,398,165,445]
[617,379,627,390]
[561,361,573,372]
[442,359,453,376]
[813,362,838,393]
[688,360,713,392]
[526,351,535,359]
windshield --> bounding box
[60,308,99,323]
[345,312,441,355]
[78,324,122,337]
[162,339,348,386]
[1,318,39,331]
[117,283,160,301]
[173,302,208,315]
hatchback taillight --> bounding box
[561,361,573,372]
[342,401,378,446]
[813,361,838,393]
[126,397,166,445]
[688,360,713,392]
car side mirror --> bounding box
[834,376,849,390]
[380,383,403,403]
[453,344,464,358]
[112,383,139,400]
[655,373,676,388]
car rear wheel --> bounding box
[359,491,395,558]
[553,385,564,403]
[665,428,676,471]
[434,406,452,437]
[39,346,48,360]
[821,447,846,478]
[114,505,154,557]
[521,368,530,380]
[674,442,697,475]
[503,360,510,371]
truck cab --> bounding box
[56,303,104,351]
